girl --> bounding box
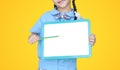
[28,0,96,70]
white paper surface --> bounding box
[43,21,90,58]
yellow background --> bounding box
[0,0,120,70]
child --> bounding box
[28,0,96,70]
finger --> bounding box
[28,37,33,44]
[89,39,94,45]
[29,36,36,44]
[34,35,40,41]
[90,34,95,38]
[37,36,40,40]
[33,35,40,43]
[89,35,95,40]
[89,36,96,42]
[33,35,39,43]
[91,37,96,43]
[90,42,94,46]
[90,40,96,46]
[32,36,37,44]
[29,38,34,44]
[29,40,33,44]
[89,39,95,42]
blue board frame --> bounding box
[41,20,92,59]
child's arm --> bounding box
[28,14,46,44]
[28,33,40,44]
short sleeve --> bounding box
[30,15,44,34]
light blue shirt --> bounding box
[30,9,83,70]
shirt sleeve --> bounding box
[30,15,44,34]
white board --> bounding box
[41,20,91,59]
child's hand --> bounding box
[89,34,96,46]
[28,33,40,44]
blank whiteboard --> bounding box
[41,20,92,59]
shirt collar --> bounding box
[50,9,75,18]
